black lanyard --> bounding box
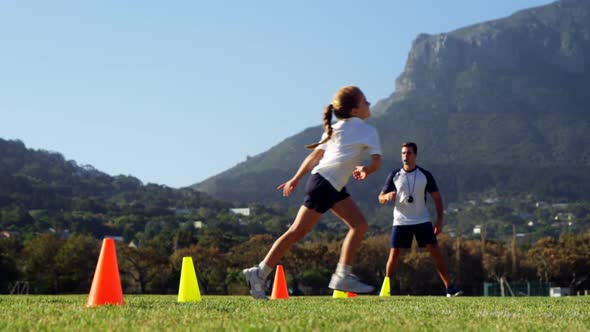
[404,169,417,203]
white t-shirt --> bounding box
[381,166,439,226]
[311,117,382,191]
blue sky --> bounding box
[0,0,554,188]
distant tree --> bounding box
[22,234,64,293]
[171,245,226,294]
[0,207,35,232]
[526,233,590,290]
[0,237,21,293]
[481,240,510,282]
[198,226,242,253]
[112,215,146,240]
[459,238,487,294]
[54,234,99,293]
[119,245,170,294]
[526,236,560,283]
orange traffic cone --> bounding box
[346,292,357,298]
[270,265,289,299]
[86,238,124,307]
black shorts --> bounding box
[390,222,438,248]
[303,173,350,213]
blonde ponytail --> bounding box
[304,85,363,150]
[305,104,333,149]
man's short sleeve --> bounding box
[381,171,397,194]
[423,169,439,193]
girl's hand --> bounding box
[277,178,299,197]
[352,166,368,180]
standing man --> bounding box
[378,142,462,296]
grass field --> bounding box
[1,295,589,331]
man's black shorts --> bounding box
[390,221,438,248]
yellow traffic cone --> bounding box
[177,257,201,302]
[379,276,391,297]
[332,289,347,298]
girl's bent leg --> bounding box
[262,205,322,267]
[328,197,374,293]
[330,197,368,265]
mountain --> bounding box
[0,138,230,237]
[192,0,590,206]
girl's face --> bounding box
[352,94,371,119]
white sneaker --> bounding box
[243,266,268,300]
[329,273,374,293]
[446,285,463,297]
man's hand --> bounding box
[433,218,444,235]
[378,192,396,204]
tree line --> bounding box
[2,231,589,296]
[2,138,589,295]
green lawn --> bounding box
[1,295,589,331]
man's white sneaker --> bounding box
[328,273,374,293]
[243,266,268,300]
[446,285,463,297]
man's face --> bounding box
[401,146,417,165]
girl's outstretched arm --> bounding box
[352,154,381,180]
[277,149,324,196]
